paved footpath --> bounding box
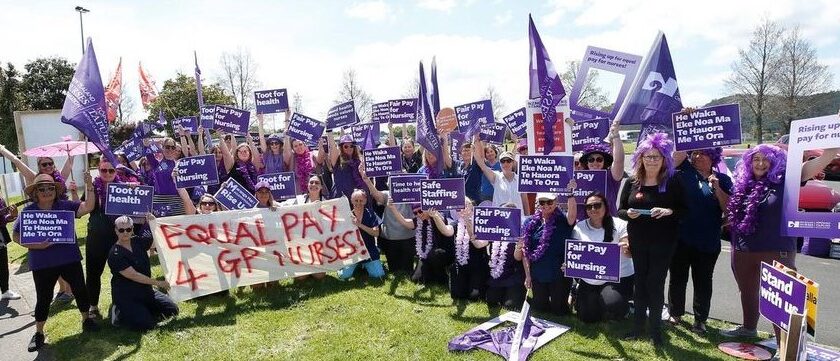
[0,263,55,361]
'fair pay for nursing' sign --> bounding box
[564,240,620,282]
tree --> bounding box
[726,19,784,143]
[145,73,234,136]
[292,92,304,114]
[560,61,609,112]
[484,85,507,121]
[334,68,373,122]
[116,80,137,124]
[217,48,259,111]
[774,26,834,133]
[402,75,420,99]
[0,63,24,149]
[20,57,76,110]
[109,121,136,149]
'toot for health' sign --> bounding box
[104,183,154,216]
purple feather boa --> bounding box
[521,208,563,262]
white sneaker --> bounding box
[1,290,21,300]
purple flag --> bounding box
[60,38,118,166]
[528,15,566,155]
[415,61,443,174]
[430,56,441,117]
[194,51,204,108]
[363,125,378,150]
[615,32,682,127]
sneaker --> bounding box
[1,290,21,300]
[108,305,120,327]
[719,325,757,338]
[691,321,707,335]
[53,292,74,305]
[27,332,45,352]
[82,318,100,332]
[89,307,102,320]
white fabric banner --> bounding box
[150,198,369,301]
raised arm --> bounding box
[609,118,625,181]
[247,133,264,170]
[257,114,268,156]
[430,209,454,237]
[442,134,453,170]
[60,154,74,181]
[77,173,96,217]
[196,126,207,155]
[387,202,416,229]
[217,130,235,173]
[387,122,396,147]
[565,179,577,226]
[0,145,36,184]
[172,168,196,215]
[359,163,386,205]
[327,133,339,167]
[472,136,496,184]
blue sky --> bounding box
[2,0,839,122]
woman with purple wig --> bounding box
[720,144,840,348]
[617,132,684,348]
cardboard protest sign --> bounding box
[257,172,297,201]
[562,170,607,206]
[760,261,808,331]
[480,123,507,145]
[420,178,465,210]
[116,138,143,162]
[436,108,457,134]
[564,239,621,282]
[175,155,219,188]
[363,146,402,177]
[213,105,251,135]
[173,116,199,134]
[214,179,258,210]
[518,155,574,193]
[569,46,642,121]
[672,104,742,151]
[389,98,417,124]
[473,207,521,241]
[287,112,326,147]
[104,183,154,216]
[525,98,574,155]
[19,210,76,244]
[149,198,369,301]
[348,122,379,144]
[254,89,289,114]
[449,131,467,164]
[199,105,216,129]
[371,101,390,123]
[455,100,493,138]
[503,107,527,138]
[782,114,840,238]
[572,118,610,152]
[326,100,358,130]
[389,175,426,204]
[773,261,819,338]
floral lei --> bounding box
[489,241,510,279]
[454,221,469,266]
[727,178,770,237]
[521,208,561,262]
[415,219,435,259]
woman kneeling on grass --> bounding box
[338,189,385,280]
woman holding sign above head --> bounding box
[327,134,366,200]
[472,135,528,216]
[617,132,684,348]
[579,118,626,216]
[447,199,490,301]
[0,144,75,192]
[12,173,99,352]
[257,113,292,174]
[197,127,234,195]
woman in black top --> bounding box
[618,132,683,348]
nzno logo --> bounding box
[641,72,678,97]
[788,221,799,228]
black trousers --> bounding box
[631,240,677,335]
[85,235,115,308]
[0,243,9,292]
[411,248,452,285]
[486,284,526,310]
[668,242,719,323]
[448,260,489,300]
[114,289,179,332]
[32,262,90,322]
[576,276,634,323]
[379,237,415,275]
[531,277,573,316]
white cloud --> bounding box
[345,1,392,22]
[494,10,512,26]
[416,0,457,12]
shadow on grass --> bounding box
[48,326,144,361]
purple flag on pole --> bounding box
[528,14,566,155]
[194,51,204,108]
[615,32,682,127]
[60,38,118,166]
[415,61,443,174]
[363,125,378,150]
[430,56,441,118]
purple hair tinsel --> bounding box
[726,144,787,238]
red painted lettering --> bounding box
[222,222,233,244]
[160,224,190,249]
[175,260,207,291]
[234,222,257,246]
[240,248,260,273]
[271,250,285,266]
[185,224,212,245]
[323,235,340,263]
[217,249,242,277]
[311,241,325,265]
[255,218,277,246]
[318,205,339,232]
[341,230,359,257]
[301,212,323,238]
[281,212,299,242]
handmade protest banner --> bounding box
[759,261,807,331]
[213,105,251,135]
[569,46,642,121]
[257,172,296,201]
[389,98,417,124]
[214,179,258,210]
[254,89,289,114]
[149,198,369,301]
[436,108,457,134]
[19,210,76,244]
[172,116,198,134]
[389,174,426,204]
[480,123,507,145]
[503,107,527,138]
[371,102,391,123]
[326,100,358,130]
[672,104,742,151]
[175,155,219,188]
[781,114,840,239]
[455,100,493,138]
[287,112,326,147]
[473,207,521,241]
[526,98,573,155]
[104,184,153,216]
[518,155,574,193]
[200,105,216,129]
[348,122,379,144]
[561,170,607,208]
[564,239,621,282]
[774,261,819,338]
[363,147,402,177]
[420,178,465,210]
[572,118,610,152]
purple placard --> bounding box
[104,183,154,216]
[420,178,465,210]
[19,210,76,244]
[213,105,251,135]
[254,88,289,114]
[287,112,326,147]
[561,170,607,202]
[326,100,358,130]
[143,141,162,156]
[348,122,380,144]
[518,155,574,193]
[569,46,642,121]
[759,262,807,331]
[173,116,198,134]
[455,100,493,138]
[116,138,143,162]
[257,172,296,201]
[388,98,417,124]
[363,146,403,177]
[672,103,742,151]
[214,179,258,210]
[503,107,527,138]
[807,344,840,361]
[200,105,216,129]
[572,118,610,152]
[389,174,427,204]
[174,154,219,188]
[473,207,521,241]
[564,239,621,282]
[782,115,840,238]
[449,131,467,164]
[480,123,507,145]
[371,102,390,123]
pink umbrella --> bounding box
[23,135,101,157]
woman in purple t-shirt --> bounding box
[578,118,625,218]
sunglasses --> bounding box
[37,185,56,193]
[309,181,321,185]
[99,168,116,174]
[500,158,514,164]
[413,210,423,215]
[538,200,555,206]
[588,156,604,163]
[199,201,217,207]
[585,202,604,211]
[116,227,133,234]
[39,162,54,168]
[164,145,178,150]
[269,141,281,146]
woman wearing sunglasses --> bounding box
[578,118,625,217]
[256,112,292,175]
[107,215,178,331]
[472,135,528,216]
[0,146,74,199]
[170,168,220,215]
[572,192,633,323]
[144,137,186,216]
[388,203,455,285]
[327,134,366,200]
[12,173,98,352]
[617,132,684,348]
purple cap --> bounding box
[339,134,355,144]
[255,180,271,191]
